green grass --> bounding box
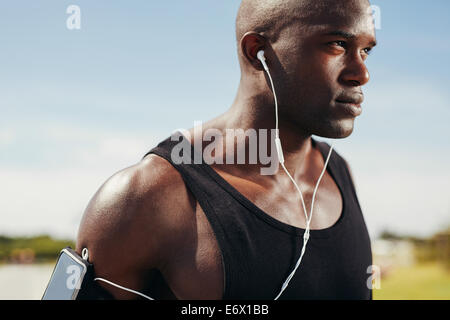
[373,262,450,300]
[0,235,75,263]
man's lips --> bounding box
[335,96,364,106]
[335,95,364,117]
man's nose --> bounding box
[340,56,370,87]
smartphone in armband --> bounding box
[42,247,92,300]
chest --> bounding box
[156,169,345,299]
[214,167,344,231]
[159,195,371,300]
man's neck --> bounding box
[186,94,317,181]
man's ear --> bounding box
[240,32,268,71]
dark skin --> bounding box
[76,0,376,299]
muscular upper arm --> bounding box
[75,154,192,299]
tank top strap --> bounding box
[313,138,350,190]
[313,138,363,217]
[142,135,238,215]
[143,135,237,298]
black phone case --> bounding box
[45,246,114,300]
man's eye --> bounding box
[363,47,373,55]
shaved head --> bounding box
[236,0,371,38]
[236,0,321,43]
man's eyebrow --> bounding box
[323,30,377,47]
[324,30,356,39]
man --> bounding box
[76,0,377,300]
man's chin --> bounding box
[315,119,355,139]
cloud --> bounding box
[0,168,104,240]
[355,149,450,238]
[0,124,167,239]
[0,122,167,168]
[0,129,15,147]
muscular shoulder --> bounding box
[76,153,196,298]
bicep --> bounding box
[76,167,163,299]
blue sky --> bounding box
[0,1,449,240]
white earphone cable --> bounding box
[93,277,154,300]
[259,50,334,300]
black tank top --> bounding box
[143,135,373,300]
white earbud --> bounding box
[256,50,284,163]
[257,50,269,72]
